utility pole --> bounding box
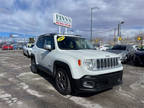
[90,7,99,42]
[117,21,124,44]
[117,24,120,38]
[90,8,92,41]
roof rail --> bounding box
[43,33,57,36]
[58,34,81,37]
[40,33,81,37]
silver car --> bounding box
[107,45,135,63]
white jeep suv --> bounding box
[23,43,34,57]
[31,33,123,95]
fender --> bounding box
[31,53,38,65]
[53,61,73,79]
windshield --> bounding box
[112,45,126,50]
[27,44,34,48]
[57,36,94,50]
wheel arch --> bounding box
[53,61,73,79]
[31,53,35,59]
[31,54,38,65]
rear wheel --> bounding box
[31,57,38,73]
[55,68,72,95]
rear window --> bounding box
[112,45,126,50]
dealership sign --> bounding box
[53,13,72,28]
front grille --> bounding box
[97,58,119,70]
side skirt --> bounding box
[37,65,53,76]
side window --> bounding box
[44,36,55,49]
[36,36,45,48]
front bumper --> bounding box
[73,71,123,92]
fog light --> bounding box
[83,81,95,88]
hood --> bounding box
[135,50,144,55]
[107,50,125,54]
[27,48,32,50]
[60,49,118,59]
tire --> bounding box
[27,51,30,57]
[55,68,72,95]
[132,55,139,66]
[135,56,142,66]
[31,57,38,73]
[23,51,26,56]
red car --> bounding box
[2,44,13,50]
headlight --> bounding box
[118,53,122,59]
[119,53,126,59]
[118,57,121,64]
[84,59,97,71]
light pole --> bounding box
[113,28,117,44]
[117,21,124,43]
[90,7,99,41]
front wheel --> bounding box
[23,50,26,56]
[27,51,30,57]
[55,68,72,95]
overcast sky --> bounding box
[0,0,144,39]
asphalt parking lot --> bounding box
[0,50,144,108]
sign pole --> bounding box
[59,26,61,34]
[65,28,67,34]
[53,13,72,34]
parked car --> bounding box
[99,44,112,51]
[2,44,13,50]
[0,43,3,48]
[31,33,123,95]
[93,43,100,50]
[17,44,24,50]
[23,43,34,57]
[132,45,139,50]
[107,44,134,63]
[12,44,18,50]
[127,46,144,66]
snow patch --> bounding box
[116,87,136,100]
[0,89,23,106]
[140,74,144,88]
[27,89,44,98]
[47,86,55,91]
[0,73,6,77]
[130,82,139,90]
[18,82,44,98]
[141,100,144,104]
[17,72,33,77]
[32,78,43,81]
[130,74,144,89]
[69,96,103,108]
[19,83,29,90]
[0,93,11,99]
[22,64,31,68]
[17,101,23,105]
[12,67,22,70]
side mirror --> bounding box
[44,45,51,50]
